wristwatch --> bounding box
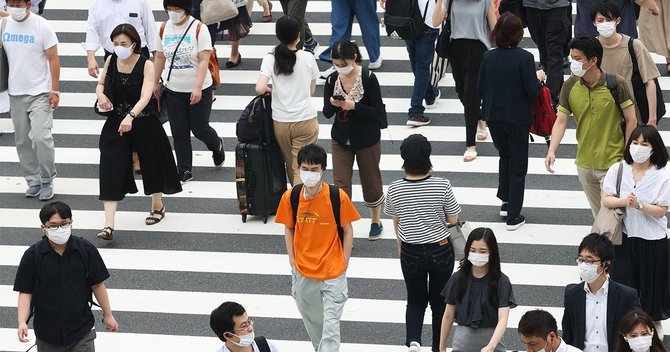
[638,202,645,210]
[50,90,60,97]
[128,111,137,119]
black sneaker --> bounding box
[406,115,431,127]
[500,202,508,217]
[213,137,225,167]
[180,171,193,183]
[303,39,319,55]
[506,215,526,231]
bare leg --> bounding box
[151,193,164,211]
[230,40,240,63]
[103,201,118,229]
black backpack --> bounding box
[325,67,388,129]
[384,0,430,40]
[627,38,665,124]
[290,184,343,243]
[236,95,276,147]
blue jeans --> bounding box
[405,27,439,117]
[318,0,380,63]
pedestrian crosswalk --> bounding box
[0,1,669,351]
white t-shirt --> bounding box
[603,162,670,240]
[419,0,438,29]
[215,339,280,352]
[259,51,319,122]
[156,17,212,93]
[2,14,58,96]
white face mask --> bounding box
[113,45,134,60]
[168,10,185,24]
[570,60,590,77]
[468,252,489,267]
[7,6,28,21]
[335,64,354,75]
[625,335,653,352]
[629,144,653,164]
[577,262,601,284]
[46,226,71,245]
[596,21,617,38]
[537,335,553,352]
[230,331,255,348]
[299,170,322,188]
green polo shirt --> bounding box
[557,71,633,170]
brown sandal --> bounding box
[97,227,114,241]
[145,206,165,225]
[262,2,273,22]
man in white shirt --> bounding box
[3,0,60,201]
[562,233,640,352]
[85,0,157,78]
[519,309,583,352]
[209,302,280,352]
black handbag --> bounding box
[435,0,454,59]
[628,38,665,124]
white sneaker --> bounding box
[654,321,664,339]
[320,66,336,79]
[408,341,421,352]
[368,57,383,70]
[425,90,441,109]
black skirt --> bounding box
[610,233,670,320]
[216,5,252,41]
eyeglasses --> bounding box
[575,258,602,265]
[45,222,71,230]
[235,318,254,332]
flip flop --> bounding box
[476,125,488,140]
[97,227,114,241]
[463,148,477,162]
[145,206,165,225]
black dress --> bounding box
[99,54,182,201]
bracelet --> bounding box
[128,111,137,119]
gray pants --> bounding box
[292,268,348,352]
[36,329,96,352]
[279,0,314,47]
[10,93,56,186]
[452,326,505,352]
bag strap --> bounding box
[421,0,430,23]
[254,336,271,352]
[615,161,624,198]
[628,38,641,76]
[290,184,343,243]
[604,71,623,107]
[0,18,7,46]
[162,19,197,82]
[446,0,454,21]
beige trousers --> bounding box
[576,166,609,219]
[273,117,319,185]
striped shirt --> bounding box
[384,175,461,244]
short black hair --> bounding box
[578,233,614,272]
[110,24,143,54]
[297,144,327,169]
[518,309,558,339]
[570,36,603,68]
[331,40,362,64]
[402,160,433,176]
[163,0,193,16]
[210,302,246,342]
[623,125,669,168]
[590,0,622,22]
[39,201,73,224]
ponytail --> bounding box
[273,16,301,76]
[273,43,297,75]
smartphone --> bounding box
[332,95,345,101]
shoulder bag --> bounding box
[628,38,665,124]
[200,0,238,25]
[448,220,472,257]
[435,0,454,58]
[591,161,624,245]
[0,18,8,92]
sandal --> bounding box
[262,1,273,22]
[145,206,165,225]
[97,227,114,241]
[463,148,477,162]
[476,124,488,140]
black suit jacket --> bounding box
[562,280,640,352]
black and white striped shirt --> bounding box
[384,175,461,244]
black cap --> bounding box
[400,134,431,165]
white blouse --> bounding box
[603,162,670,240]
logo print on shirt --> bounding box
[163,35,194,70]
[298,211,320,224]
[3,32,36,44]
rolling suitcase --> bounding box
[235,143,287,223]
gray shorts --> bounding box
[36,329,96,352]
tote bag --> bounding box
[200,0,239,25]
[448,221,472,257]
[591,162,624,245]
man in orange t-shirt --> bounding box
[275,144,361,352]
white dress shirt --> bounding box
[216,339,280,352]
[557,337,584,352]
[85,0,157,53]
[583,280,609,352]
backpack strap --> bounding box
[159,21,166,40]
[196,21,202,40]
[254,336,271,352]
[628,38,641,76]
[604,71,622,107]
[71,237,101,308]
[290,184,343,244]
[361,66,371,90]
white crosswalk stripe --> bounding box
[0,1,669,351]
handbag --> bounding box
[435,0,454,59]
[448,220,472,257]
[0,18,9,92]
[200,0,239,25]
[591,162,624,245]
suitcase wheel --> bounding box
[263,216,268,224]
[242,214,247,223]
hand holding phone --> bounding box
[332,95,345,101]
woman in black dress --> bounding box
[95,24,182,241]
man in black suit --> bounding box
[562,233,640,352]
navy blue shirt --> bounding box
[575,0,638,38]
[13,237,110,346]
[478,47,541,125]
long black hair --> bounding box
[331,40,362,64]
[455,227,502,305]
[273,16,301,76]
[615,309,667,352]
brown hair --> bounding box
[490,12,524,48]
[614,309,667,352]
[110,24,142,54]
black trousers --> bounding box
[526,7,570,105]
[488,121,530,219]
[448,39,486,147]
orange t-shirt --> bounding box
[275,183,361,280]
